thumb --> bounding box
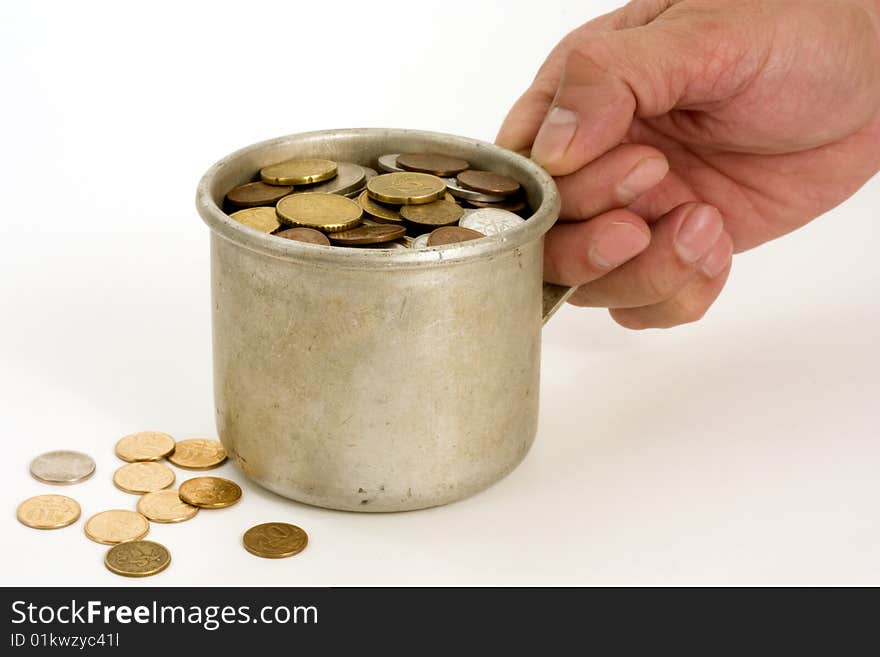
[530,25,708,176]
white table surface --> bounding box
[2,0,878,586]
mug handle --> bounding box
[542,283,575,325]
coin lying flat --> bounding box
[367,172,447,205]
[302,162,367,196]
[399,199,464,227]
[29,450,95,485]
[178,476,242,509]
[427,226,485,247]
[17,495,81,529]
[167,439,227,470]
[275,227,331,246]
[225,181,293,208]
[329,224,406,246]
[468,197,527,213]
[397,152,470,177]
[444,177,507,203]
[243,522,308,559]
[84,510,150,545]
[357,189,402,223]
[115,432,176,463]
[104,540,171,578]
[113,462,175,494]
[457,170,521,197]
[460,208,525,236]
[377,153,406,173]
[230,206,282,234]
[260,158,337,186]
[276,193,363,232]
[411,233,431,249]
[137,489,199,523]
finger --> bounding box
[610,233,734,329]
[544,209,651,285]
[568,202,725,308]
[556,143,669,220]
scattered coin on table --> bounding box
[29,450,95,485]
[84,509,150,545]
[137,489,200,523]
[113,461,175,494]
[17,494,81,529]
[115,431,176,462]
[104,540,171,578]
[179,476,242,509]
[243,522,309,559]
[167,438,227,470]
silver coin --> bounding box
[30,450,96,485]
[411,233,431,249]
[459,208,525,236]
[445,178,507,203]
[343,167,376,199]
[377,154,406,173]
[300,161,367,196]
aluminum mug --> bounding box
[196,128,572,512]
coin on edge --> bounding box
[84,510,150,545]
[17,495,81,530]
[358,189,402,223]
[225,181,293,208]
[400,199,464,227]
[275,227,331,246]
[276,193,363,232]
[396,152,470,177]
[427,226,485,247]
[167,438,228,470]
[105,540,171,578]
[260,158,337,186]
[230,206,282,234]
[113,462,176,494]
[137,489,199,523]
[457,170,521,197]
[460,208,525,236]
[29,450,95,485]
[329,224,406,246]
[367,172,447,205]
[115,432,176,462]
[178,476,242,509]
[243,522,308,559]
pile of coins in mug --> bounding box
[16,434,308,577]
[223,152,532,248]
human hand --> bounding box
[498,0,880,328]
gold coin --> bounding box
[260,158,337,186]
[16,495,81,530]
[357,189,402,223]
[84,510,150,545]
[399,198,464,227]
[113,462,175,494]
[137,489,199,523]
[243,522,308,559]
[167,438,227,469]
[179,476,242,509]
[367,172,447,205]
[115,431,175,462]
[229,206,282,234]
[104,540,171,578]
[276,193,363,232]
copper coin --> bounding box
[399,199,464,227]
[467,197,527,213]
[329,224,406,246]
[243,522,308,559]
[397,153,470,177]
[456,170,521,197]
[225,181,293,208]
[426,226,485,246]
[275,227,331,246]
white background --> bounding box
[1,0,878,586]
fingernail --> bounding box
[700,237,733,278]
[589,221,650,270]
[674,205,723,264]
[617,157,668,202]
[531,106,578,166]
